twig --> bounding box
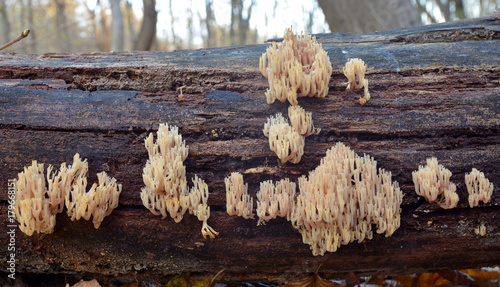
[0,29,30,52]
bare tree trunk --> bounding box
[99,1,111,51]
[455,0,466,19]
[55,0,74,52]
[230,0,253,45]
[230,0,239,45]
[318,0,421,34]
[204,0,215,48]
[0,0,10,46]
[187,0,193,49]
[133,0,156,51]
[110,0,124,51]
[168,0,179,50]
[124,1,136,50]
[27,0,36,53]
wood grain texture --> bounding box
[0,16,499,284]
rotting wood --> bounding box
[0,15,499,285]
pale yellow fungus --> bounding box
[289,142,403,256]
[140,123,218,238]
[259,27,333,106]
[256,178,296,226]
[475,222,486,236]
[66,171,122,229]
[412,157,458,209]
[343,58,370,105]
[465,168,494,208]
[225,172,254,219]
[288,105,320,137]
[189,175,219,239]
[263,113,305,164]
[14,153,120,235]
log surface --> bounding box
[0,16,499,284]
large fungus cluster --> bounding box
[259,27,333,106]
[140,123,218,239]
[412,157,458,209]
[225,142,403,256]
[290,142,403,256]
[14,154,121,236]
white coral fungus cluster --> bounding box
[290,142,403,256]
[225,172,255,219]
[140,123,218,239]
[465,168,494,208]
[263,113,305,164]
[343,58,371,105]
[412,157,458,209]
[259,27,333,106]
[14,154,121,236]
[263,106,319,164]
[256,178,296,226]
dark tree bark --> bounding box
[133,0,157,51]
[0,16,499,286]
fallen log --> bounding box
[0,15,499,285]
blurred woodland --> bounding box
[0,0,498,54]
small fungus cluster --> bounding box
[140,123,218,239]
[343,58,371,105]
[14,154,121,236]
[412,157,458,209]
[263,105,319,164]
[259,27,333,106]
[465,168,494,208]
[256,178,296,226]
[263,113,305,164]
[225,172,255,219]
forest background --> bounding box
[0,0,498,54]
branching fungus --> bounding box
[225,172,254,219]
[465,168,494,208]
[288,105,321,137]
[263,113,305,164]
[412,157,458,209]
[256,178,296,226]
[140,123,218,238]
[259,27,333,105]
[343,58,370,105]
[289,142,403,256]
[14,153,121,235]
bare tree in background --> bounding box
[204,0,215,48]
[55,0,73,52]
[110,0,124,51]
[230,0,255,45]
[0,0,10,45]
[133,0,156,50]
[124,1,137,48]
[317,0,422,34]
[27,0,36,53]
